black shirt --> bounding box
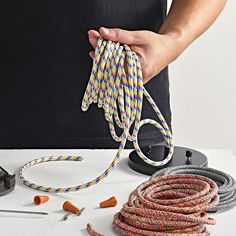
[0,0,171,148]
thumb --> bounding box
[99,27,141,45]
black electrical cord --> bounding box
[151,165,236,212]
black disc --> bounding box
[128,146,208,176]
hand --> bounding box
[88,27,183,84]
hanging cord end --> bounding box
[87,223,104,236]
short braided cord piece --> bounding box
[87,224,104,236]
[19,38,174,193]
[151,165,236,212]
[112,174,219,236]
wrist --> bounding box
[158,27,191,53]
[153,31,185,65]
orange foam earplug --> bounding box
[34,195,49,205]
[63,201,80,214]
[100,196,117,208]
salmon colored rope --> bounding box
[113,174,219,236]
[88,174,219,236]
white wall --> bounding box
[168,0,236,153]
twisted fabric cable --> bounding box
[19,156,83,192]
[87,224,104,236]
[112,174,219,236]
[151,165,236,212]
[19,38,174,193]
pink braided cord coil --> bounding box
[112,174,219,236]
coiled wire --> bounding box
[113,174,219,236]
[19,38,174,193]
[151,165,236,212]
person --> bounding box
[0,0,226,149]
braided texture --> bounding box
[19,38,173,193]
[113,174,219,236]
[151,165,236,212]
[19,156,83,192]
[87,224,104,236]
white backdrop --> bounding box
[168,0,236,154]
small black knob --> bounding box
[186,150,192,164]
[186,150,192,157]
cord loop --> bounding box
[19,38,174,193]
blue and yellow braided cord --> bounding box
[19,38,174,193]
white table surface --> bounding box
[0,149,236,236]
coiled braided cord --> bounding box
[113,174,219,236]
[151,165,236,212]
[88,174,219,236]
[19,38,174,193]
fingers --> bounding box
[88,29,100,38]
[130,45,145,62]
[99,27,143,45]
[88,30,100,59]
[87,27,144,61]
[88,29,100,49]
[89,51,95,59]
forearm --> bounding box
[159,0,227,53]
[88,0,227,83]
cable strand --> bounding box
[19,38,174,193]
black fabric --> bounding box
[0,0,171,149]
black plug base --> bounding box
[128,146,208,176]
